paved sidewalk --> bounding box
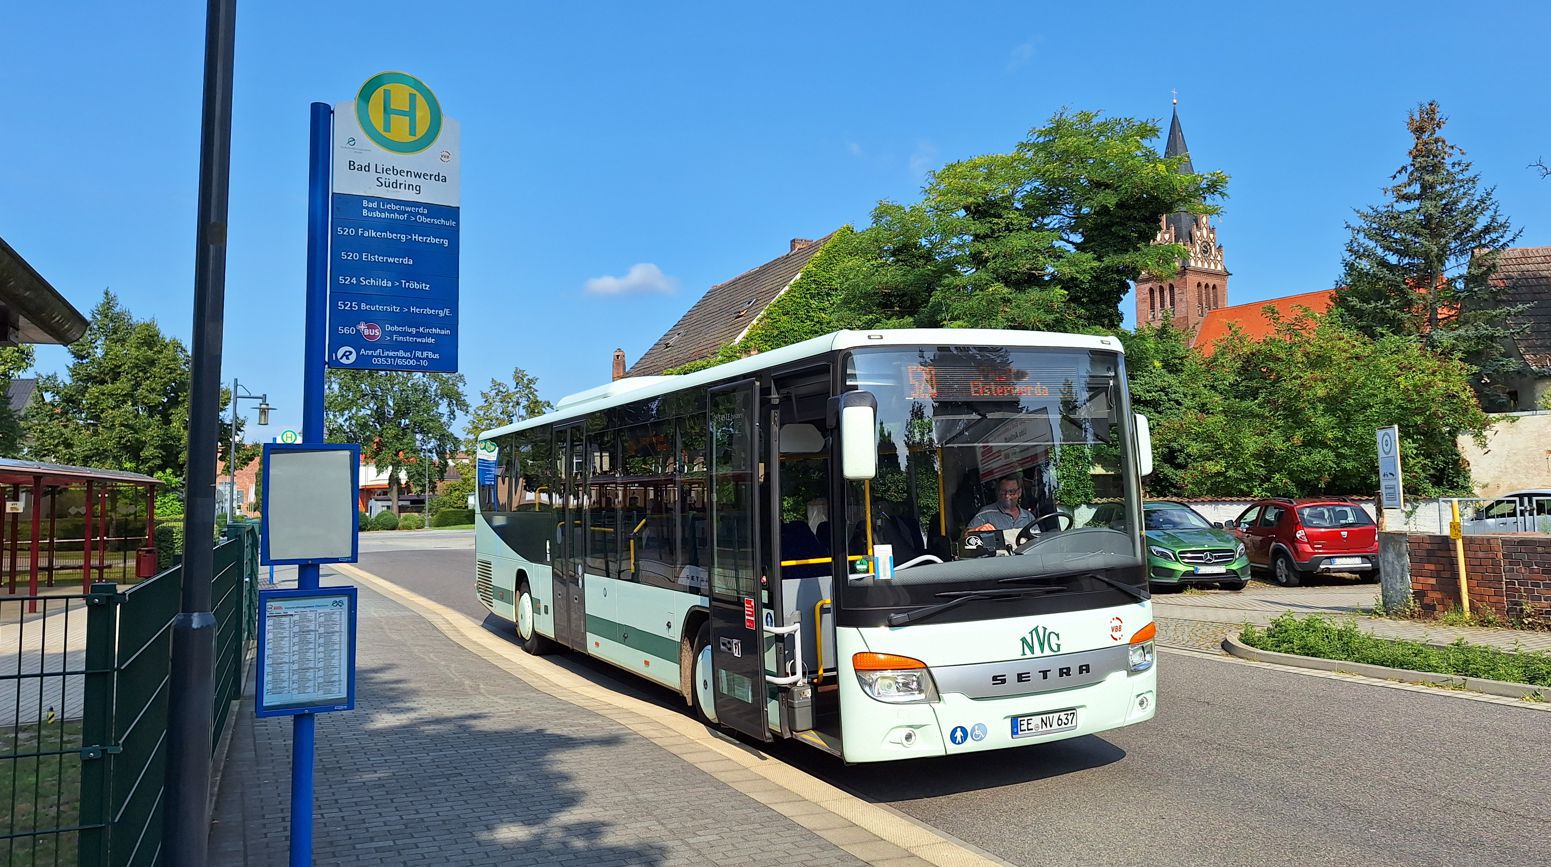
[210,573,916,866]
[1153,584,1551,654]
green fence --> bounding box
[0,523,258,865]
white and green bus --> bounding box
[475,329,1158,763]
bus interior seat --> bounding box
[780,520,828,579]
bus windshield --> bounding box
[839,346,1142,606]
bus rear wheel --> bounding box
[691,623,717,725]
[517,581,556,656]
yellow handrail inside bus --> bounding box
[628,517,647,572]
[529,487,547,510]
[862,479,873,573]
[779,555,869,567]
[814,598,833,683]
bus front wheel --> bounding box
[691,623,718,725]
[517,580,556,656]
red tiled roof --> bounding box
[1192,289,1336,356]
[1488,245,1551,371]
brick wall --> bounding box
[1407,533,1551,622]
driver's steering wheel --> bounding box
[1014,513,1075,546]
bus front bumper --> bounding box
[836,666,1157,763]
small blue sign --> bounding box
[326,192,459,372]
[256,585,358,717]
[970,723,987,742]
[949,725,969,745]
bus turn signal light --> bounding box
[852,652,927,671]
[1129,622,1156,644]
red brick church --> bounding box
[1134,102,1337,355]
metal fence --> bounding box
[0,523,258,865]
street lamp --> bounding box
[227,378,272,519]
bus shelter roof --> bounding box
[0,457,162,488]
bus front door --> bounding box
[553,425,586,650]
[707,380,771,741]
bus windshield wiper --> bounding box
[999,570,1150,603]
[887,586,1065,627]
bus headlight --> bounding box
[1128,622,1156,673]
[852,652,940,703]
[1128,641,1155,672]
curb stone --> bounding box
[1222,633,1551,702]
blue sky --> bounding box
[4,1,1550,437]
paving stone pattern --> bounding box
[209,580,864,866]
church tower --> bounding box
[1134,101,1229,332]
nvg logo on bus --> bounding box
[1018,624,1061,656]
[355,71,443,154]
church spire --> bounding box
[1164,102,1194,174]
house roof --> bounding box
[1488,245,1551,371]
[1192,289,1336,356]
[626,235,834,376]
[6,377,35,414]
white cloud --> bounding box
[847,141,864,157]
[908,141,938,180]
[1006,38,1039,73]
[583,263,679,296]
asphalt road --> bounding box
[358,532,1551,867]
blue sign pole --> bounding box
[292,99,333,867]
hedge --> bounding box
[154,521,185,570]
[431,508,474,527]
[358,511,370,531]
[368,510,400,531]
[397,513,424,530]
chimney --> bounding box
[789,238,815,253]
[612,348,627,381]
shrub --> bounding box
[368,510,400,532]
[430,508,474,528]
[154,521,185,570]
[397,512,423,530]
[358,511,370,531]
[1241,613,1551,687]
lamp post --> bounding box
[227,378,272,519]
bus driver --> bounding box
[963,476,1036,554]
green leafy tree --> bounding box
[849,110,1227,333]
[0,345,36,456]
[24,291,192,477]
[464,366,552,451]
[325,370,469,514]
[1335,100,1523,405]
[1117,320,1215,496]
[1152,311,1486,498]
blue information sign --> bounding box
[327,73,460,373]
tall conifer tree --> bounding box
[1335,100,1523,402]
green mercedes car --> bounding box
[1144,501,1250,590]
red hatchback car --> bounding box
[1229,498,1379,586]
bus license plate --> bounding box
[1011,708,1078,739]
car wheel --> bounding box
[1272,553,1301,588]
[516,581,556,656]
[1219,580,1247,591]
[690,622,718,725]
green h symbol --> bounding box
[379,88,418,137]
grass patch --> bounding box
[427,524,474,531]
[1241,613,1551,688]
[1,720,83,864]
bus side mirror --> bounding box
[1135,413,1154,477]
[833,391,878,481]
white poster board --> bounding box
[263,444,360,564]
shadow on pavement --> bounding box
[213,639,671,865]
